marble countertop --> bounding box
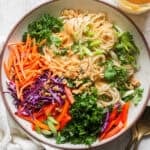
[0,0,149,150]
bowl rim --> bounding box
[0,0,150,149]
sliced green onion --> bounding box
[84,28,94,37]
[89,40,101,48]
[35,126,41,134]
[79,46,92,59]
[47,120,57,134]
[82,47,92,56]
[83,25,94,37]
[51,35,62,47]
[41,130,52,136]
[48,116,58,125]
[93,49,104,55]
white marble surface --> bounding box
[0,0,150,150]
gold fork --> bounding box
[125,107,150,150]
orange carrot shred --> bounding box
[56,100,70,122]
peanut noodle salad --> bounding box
[4,9,143,145]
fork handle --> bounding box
[133,133,143,150]
[125,137,137,150]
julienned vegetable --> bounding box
[4,11,143,146]
[5,36,72,132]
[10,71,66,115]
[8,71,72,132]
[100,102,130,140]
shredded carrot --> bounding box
[5,35,50,100]
[64,86,75,104]
[7,50,14,70]
[34,119,50,130]
[8,45,20,63]
[20,77,35,87]
[25,34,32,49]
[24,61,40,70]
[56,100,70,122]
[14,64,23,83]
[44,103,57,116]
[32,39,38,53]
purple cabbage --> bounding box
[101,111,109,133]
[7,81,21,107]
[7,71,65,116]
[101,103,121,133]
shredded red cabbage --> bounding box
[7,81,21,107]
[7,71,65,116]
[101,103,121,133]
[101,111,109,133]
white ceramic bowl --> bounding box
[0,0,150,149]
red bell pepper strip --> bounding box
[109,107,118,122]
[43,103,57,116]
[60,113,72,130]
[36,115,47,122]
[121,102,130,124]
[33,110,44,118]
[102,121,124,139]
[100,102,130,140]
[56,99,70,122]
[64,86,75,104]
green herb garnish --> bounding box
[122,88,143,105]
[56,87,105,145]
[114,32,139,68]
[23,14,63,46]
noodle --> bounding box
[42,9,140,107]
[61,9,117,51]
[95,83,122,107]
